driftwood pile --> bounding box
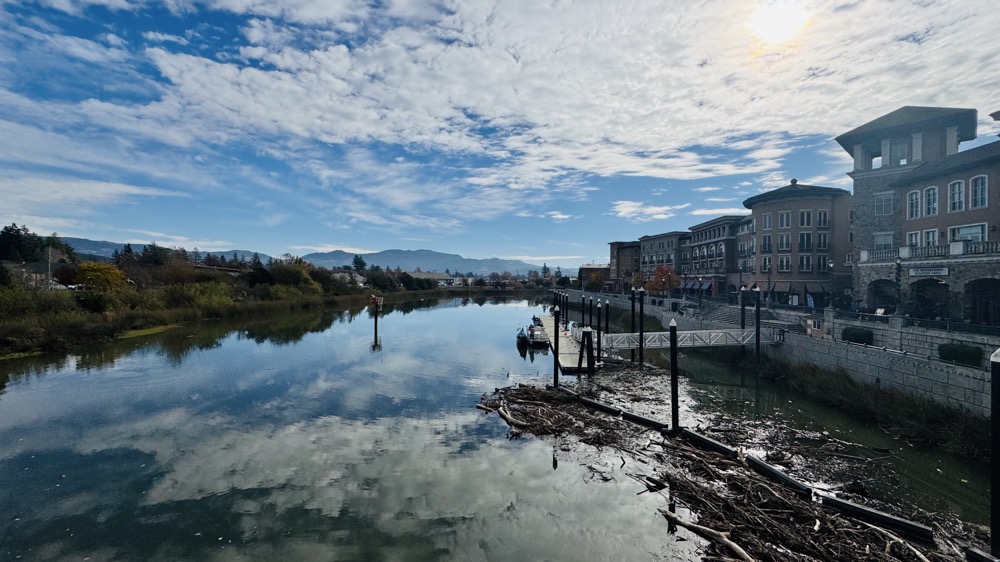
[478,375,989,562]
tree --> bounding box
[0,263,11,287]
[76,262,128,292]
[542,263,550,276]
[647,266,680,295]
[632,272,646,289]
[556,276,570,288]
[352,254,367,273]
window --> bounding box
[762,256,771,272]
[950,224,986,242]
[923,229,938,247]
[924,187,938,216]
[817,255,829,272]
[874,193,893,216]
[778,255,791,272]
[762,213,772,230]
[799,210,812,227]
[778,233,790,251]
[817,232,828,250]
[778,211,791,228]
[798,255,812,272]
[761,234,772,253]
[817,210,829,228]
[971,176,987,209]
[949,180,965,212]
[798,232,812,251]
[907,191,920,219]
[907,232,920,246]
[874,232,893,251]
[890,141,908,166]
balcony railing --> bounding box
[859,241,1000,263]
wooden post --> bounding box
[553,306,560,388]
[589,296,593,327]
[581,295,585,325]
[670,319,679,431]
[604,299,610,358]
[992,348,1000,556]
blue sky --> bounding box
[2,0,999,271]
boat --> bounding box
[516,325,549,348]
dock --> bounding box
[537,314,586,373]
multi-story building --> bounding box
[836,106,1000,322]
[741,179,852,307]
[578,263,611,292]
[608,241,640,293]
[638,231,685,281]
[681,216,742,297]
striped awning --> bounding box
[773,282,790,293]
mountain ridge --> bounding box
[61,238,544,275]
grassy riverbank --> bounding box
[0,286,547,359]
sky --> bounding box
[2,0,999,271]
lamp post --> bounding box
[738,266,744,305]
[589,296,594,327]
[638,287,646,366]
[630,288,637,363]
[553,306,560,388]
[894,257,903,316]
[604,298,610,341]
[682,271,688,298]
[596,301,602,361]
[740,286,747,330]
[698,276,703,307]
[753,286,761,361]
[827,259,835,310]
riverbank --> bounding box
[479,364,992,561]
[0,287,547,359]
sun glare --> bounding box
[750,2,809,45]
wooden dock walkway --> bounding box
[538,314,587,374]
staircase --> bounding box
[703,305,805,333]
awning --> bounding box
[803,283,816,293]
[773,282,790,293]
[700,281,713,290]
[681,281,693,289]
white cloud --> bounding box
[143,31,189,45]
[0,176,182,216]
[689,207,750,216]
[289,244,378,254]
[693,186,722,192]
[610,201,690,223]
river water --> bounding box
[0,297,989,561]
[0,298,698,561]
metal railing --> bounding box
[903,317,1000,337]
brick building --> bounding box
[836,106,1000,322]
[608,241,640,293]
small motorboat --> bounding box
[516,325,549,348]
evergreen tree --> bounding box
[352,254,366,273]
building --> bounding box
[836,106,1000,322]
[638,231,685,282]
[740,179,852,307]
[578,264,611,291]
[608,241,640,293]
[679,216,744,297]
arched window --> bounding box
[924,186,938,216]
[949,180,965,212]
[907,191,920,219]
[971,175,988,209]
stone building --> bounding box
[836,106,1000,322]
[637,231,685,281]
[739,180,852,307]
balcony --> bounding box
[858,240,1000,263]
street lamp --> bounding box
[698,276,703,307]
[827,259,835,310]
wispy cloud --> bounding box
[689,207,750,216]
[693,186,722,192]
[610,201,690,222]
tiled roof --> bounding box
[743,180,849,209]
[835,106,976,151]
[893,140,1000,185]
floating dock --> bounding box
[537,313,586,373]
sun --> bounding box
[750,1,810,45]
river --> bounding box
[0,297,989,561]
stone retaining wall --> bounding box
[560,290,993,418]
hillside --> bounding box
[62,238,270,263]
[302,249,542,275]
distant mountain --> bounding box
[62,238,270,263]
[302,249,543,276]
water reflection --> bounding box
[0,297,690,561]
